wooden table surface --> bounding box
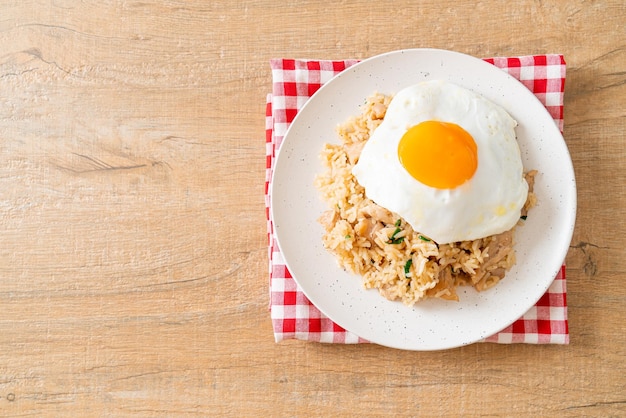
[1,1,625,416]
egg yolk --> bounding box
[398,121,478,189]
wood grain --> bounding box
[0,0,624,416]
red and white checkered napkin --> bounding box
[265,54,569,346]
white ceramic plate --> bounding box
[271,49,576,351]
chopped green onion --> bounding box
[520,215,528,221]
[404,259,413,277]
[388,229,403,244]
[387,220,404,244]
[345,234,351,239]
[418,235,431,242]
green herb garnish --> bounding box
[389,237,404,244]
[404,259,413,277]
[388,224,404,244]
[418,235,431,242]
[387,219,404,244]
[520,215,528,221]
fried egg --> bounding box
[352,80,528,244]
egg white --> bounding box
[352,80,528,244]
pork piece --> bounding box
[471,229,514,290]
[425,267,459,301]
[344,141,365,165]
[354,217,384,245]
[371,102,387,119]
[318,210,339,232]
[352,204,396,246]
[358,204,396,226]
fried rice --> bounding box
[314,93,536,305]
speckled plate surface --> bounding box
[271,49,576,351]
